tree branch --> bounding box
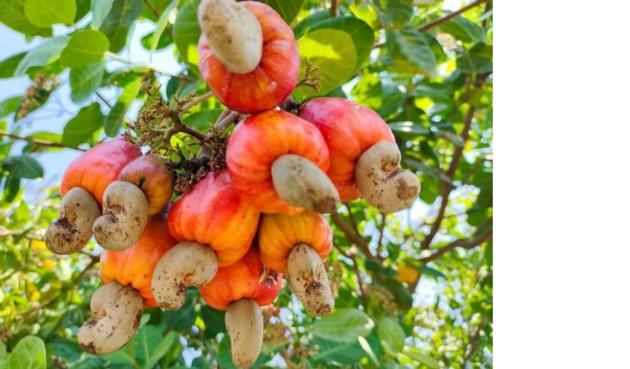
[0,130,86,152]
[418,0,489,32]
[420,226,492,263]
[330,210,374,259]
[374,0,489,48]
[330,0,338,17]
[179,91,215,113]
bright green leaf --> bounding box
[377,317,405,356]
[310,338,365,365]
[312,308,374,343]
[6,336,45,369]
[295,28,356,99]
[69,62,105,103]
[61,30,110,68]
[150,0,177,51]
[91,0,114,29]
[374,0,413,29]
[404,348,440,369]
[1,0,52,37]
[24,0,76,27]
[101,0,143,52]
[15,37,69,76]
[62,103,103,147]
[0,97,22,118]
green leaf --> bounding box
[101,0,143,52]
[91,0,114,29]
[295,16,374,72]
[22,131,63,153]
[439,16,485,43]
[150,0,177,51]
[2,175,21,202]
[0,342,6,359]
[312,308,374,343]
[263,0,305,24]
[2,156,43,179]
[389,121,430,136]
[390,27,437,76]
[295,29,355,98]
[310,338,365,365]
[15,37,69,76]
[377,318,405,356]
[131,325,174,369]
[458,42,492,74]
[24,0,76,26]
[0,53,26,79]
[374,0,413,29]
[60,30,109,68]
[200,307,226,338]
[104,76,141,136]
[404,348,439,369]
[6,336,45,369]
[357,336,380,366]
[70,62,105,103]
[173,0,201,63]
[0,97,22,118]
[62,103,103,146]
[1,0,52,37]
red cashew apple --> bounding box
[200,248,281,369]
[300,97,421,213]
[258,211,334,315]
[151,171,260,310]
[79,217,176,354]
[227,109,339,215]
[198,0,299,113]
[92,154,173,251]
[45,138,141,254]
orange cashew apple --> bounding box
[300,97,420,213]
[78,217,176,355]
[93,154,173,251]
[258,211,334,315]
[151,171,260,310]
[200,248,281,369]
[197,0,299,113]
[45,138,141,254]
[227,110,339,215]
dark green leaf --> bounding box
[104,76,141,136]
[0,53,26,79]
[390,27,437,76]
[15,37,69,76]
[200,307,226,337]
[312,308,374,343]
[149,0,176,51]
[91,0,114,29]
[60,30,110,68]
[2,155,43,179]
[374,0,413,29]
[69,62,105,103]
[24,0,76,26]
[173,0,201,62]
[62,103,103,146]
[458,42,493,74]
[101,0,143,52]
[2,175,21,202]
[263,0,305,24]
[440,16,485,43]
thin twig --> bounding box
[373,0,489,48]
[420,226,492,263]
[419,0,489,32]
[376,213,387,260]
[179,91,215,113]
[105,52,196,82]
[0,130,86,152]
[330,210,374,259]
[95,91,113,109]
[143,0,160,18]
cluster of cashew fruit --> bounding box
[44,0,420,367]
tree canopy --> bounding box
[0,0,493,368]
